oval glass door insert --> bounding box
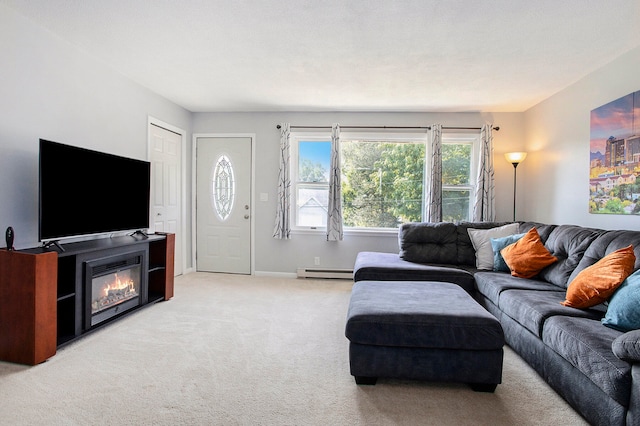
[212,154,235,221]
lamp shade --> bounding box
[505,152,527,164]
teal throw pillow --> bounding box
[602,269,640,332]
[490,233,526,272]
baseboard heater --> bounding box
[296,268,354,280]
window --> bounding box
[291,136,331,228]
[441,134,477,222]
[290,132,478,230]
[212,154,235,221]
[341,136,426,229]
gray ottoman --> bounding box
[345,281,504,392]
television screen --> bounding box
[39,139,151,241]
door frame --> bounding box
[147,116,189,274]
[192,133,256,275]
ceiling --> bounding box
[3,0,640,113]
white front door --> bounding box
[149,123,183,276]
[196,137,252,274]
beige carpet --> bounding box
[0,273,587,425]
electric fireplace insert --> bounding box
[84,249,148,329]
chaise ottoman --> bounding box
[345,280,505,392]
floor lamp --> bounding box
[504,152,527,221]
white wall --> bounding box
[0,5,192,252]
[193,111,525,274]
[16,0,621,275]
[523,46,640,230]
[1,1,526,276]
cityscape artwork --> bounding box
[589,90,640,215]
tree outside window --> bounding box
[291,133,477,230]
[341,140,425,228]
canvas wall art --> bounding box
[589,90,640,215]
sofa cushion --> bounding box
[399,222,458,264]
[568,230,640,283]
[542,316,631,407]
[612,329,640,363]
[455,221,512,266]
[467,223,520,270]
[474,272,561,308]
[500,228,558,279]
[562,245,636,309]
[498,289,602,337]
[517,221,557,242]
[602,269,640,332]
[353,251,476,295]
[537,225,604,288]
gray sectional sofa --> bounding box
[353,221,640,426]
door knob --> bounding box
[245,205,249,210]
[244,214,250,219]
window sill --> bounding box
[291,227,399,237]
[345,228,399,237]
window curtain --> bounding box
[326,123,343,241]
[425,124,442,222]
[472,123,495,222]
[273,123,291,239]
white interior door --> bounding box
[149,123,183,276]
[196,137,252,274]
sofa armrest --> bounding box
[612,330,640,363]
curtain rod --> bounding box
[275,124,499,131]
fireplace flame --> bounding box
[103,273,135,297]
[92,267,140,316]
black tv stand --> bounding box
[42,240,65,252]
[0,233,175,365]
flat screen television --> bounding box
[39,139,151,242]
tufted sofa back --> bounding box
[399,222,458,264]
[399,221,640,288]
[399,221,509,266]
[568,230,640,284]
[534,225,604,288]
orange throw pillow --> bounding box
[500,228,558,279]
[561,245,636,309]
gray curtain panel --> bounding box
[326,123,343,241]
[472,123,495,222]
[273,122,291,239]
[426,124,443,222]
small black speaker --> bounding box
[5,226,14,251]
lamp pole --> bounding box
[511,162,519,221]
[504,152,527,222]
